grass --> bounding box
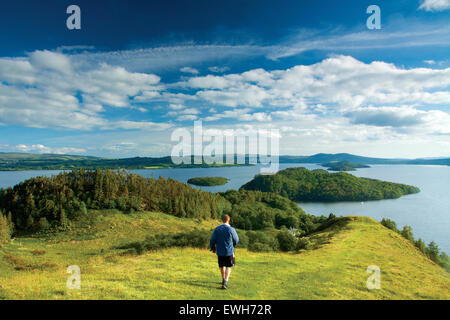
[0,211,448,300]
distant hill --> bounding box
[280,153,450,165]
[0,153,247,171]
[0,152,449,171]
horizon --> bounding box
[2,150,450,161]
[0,1,449,158]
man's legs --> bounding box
[220,267,226,280]
[224,267,231,281]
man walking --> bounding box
[210,214,239,289]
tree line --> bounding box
[0,169,326,236]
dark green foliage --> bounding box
[296,237,313,250]
[415,238,427,253]
[277,230,297,252]
[400,226,414,242]
[427,242,440,262]
[0,210,13,244]
[381,218,399,233]
[0,169,230,231]
[246,231,279,252]
[120,229,212,254]
[37,217,50,230]
[220,189,325,234]
[187,177,229,186]
[241,167,420,202]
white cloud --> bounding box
[180,67,199,74]
[29,50,72,74]
[176,114,198,121]
[208,66,230,73]
[0,50,164,130]
[182,55,450,111]
[15,144,86,155]
[169,104,185,110]
[419,0,450,11]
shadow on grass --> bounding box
[180,279,224,290]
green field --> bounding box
[0,211,448,300]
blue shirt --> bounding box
[210,224,239,257]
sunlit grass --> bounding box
[0,212,448,300]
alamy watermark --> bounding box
[66,5,81,30]
[366,265,381,290]
[66,265,81,290]
[171,121,279,174]
[366,5,381,30]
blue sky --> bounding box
[0,0,449,158]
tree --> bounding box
[415,238,427,254]
[277,231,297,252]
[26,215,34,229]
[38,217,50,230]
[427,241,440,262]
[400,226,414,242]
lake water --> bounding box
[0,164,449,252]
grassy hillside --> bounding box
[0,211,448,300]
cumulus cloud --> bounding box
[182,55,450,111]
[0,50,164,130]
[15,144,86,154]
[180,67,199,74]
[1,49,449,157]
[419,0,450,11]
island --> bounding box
[240,167,420,202]
[322,161,370,171]
[187,177,229,186]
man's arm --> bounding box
[232,228,239,246]
[210,229,217,252]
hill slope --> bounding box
[0,212,448,300]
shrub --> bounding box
[236,231,248,249]
[277,230,297,252]
[246,231,279,252]
[0,212,12,244]
[381,218,399,232]
[427,241,440,262]
[296,237,313,250]
[120,229,212,254]
[38,217,50,230]
[400,226,414,242]
[415,238,427,254]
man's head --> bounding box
[222,214,230,224]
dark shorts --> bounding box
[218,255,235,268]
